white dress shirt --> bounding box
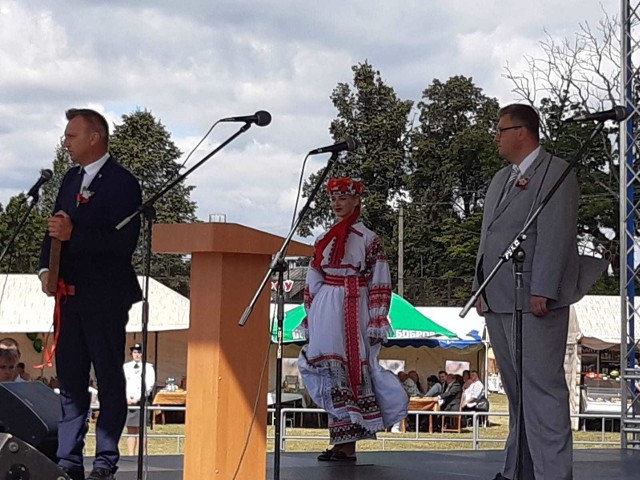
[124,360,156,402]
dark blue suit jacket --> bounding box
[39,156,142,310]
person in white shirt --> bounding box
[461,370,485,410]
[123,343,156,455]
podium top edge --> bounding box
[151,222,313,256]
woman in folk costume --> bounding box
[298,177,408,462]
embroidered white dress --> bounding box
[297,222,408,444]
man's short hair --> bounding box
[65,108,109,144]
[0,348,19,364]
[498,103,540,140]
[438,370,446,376]
[0,337,20,357]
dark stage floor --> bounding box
[105,449,640,479]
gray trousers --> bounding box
[485,307,572,480]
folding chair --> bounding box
[441,404,463,433]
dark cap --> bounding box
[130,343,143,352]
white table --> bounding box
[267,392,306,427]
[266,392,305,407]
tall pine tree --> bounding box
[110,110,197,295]
[299,62,413,286]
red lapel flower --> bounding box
[76,187,94,205]
[516,177,529,190]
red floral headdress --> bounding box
[312,177,364,268]
[327,177,364,197]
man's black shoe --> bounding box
[62,467,85,480]
[87,468,115,480]
[492,474,511,480]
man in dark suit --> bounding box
[39,108,142,480]
[437,374,461,412]
[474,104,606,480]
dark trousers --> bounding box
[55,299,129,473]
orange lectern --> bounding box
[152,223,312,480]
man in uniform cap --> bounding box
[123,343,155,455]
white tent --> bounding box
[0,274,189,333]
[571,295,640,349]
[0,274,190,384]
[564,295,639,426]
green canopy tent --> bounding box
[269,293,457,344]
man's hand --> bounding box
[530,295,548,317]
[39,271,55,297]
[475,298,484,317]
[369,337,382,346]
[48,211,73,241]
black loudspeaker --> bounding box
[0,433,69,480]
[0,382,59,462]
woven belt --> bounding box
[324,274,367,287]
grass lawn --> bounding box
[84,393,621,456]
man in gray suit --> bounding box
[474,104,604,480]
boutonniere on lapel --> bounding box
[516,177,529,190]
[76,186,95,206]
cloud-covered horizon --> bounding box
[0,0,617,238]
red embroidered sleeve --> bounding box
[366,235,392,338]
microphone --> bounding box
[308,137,358,155]
[25,169,53,199]
[220,111,272,127]
[564,106,628,123]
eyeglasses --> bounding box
[496,125,523,137]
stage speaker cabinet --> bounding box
[0,433,69,480]
[0,382,59,462]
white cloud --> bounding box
[0,0,620,240]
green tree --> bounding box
[0,145,70,274]
[504,13,621,294]
[41,145,74,215]
[0,194,48,273]
[110,110,197,295]
[298,62,414,283]
[2,111,197,295]
[404,75,501,305]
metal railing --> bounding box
[83,405,622,454]
[269,407,622,452]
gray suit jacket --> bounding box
[473,148,607,314]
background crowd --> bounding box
[396,368,488,432]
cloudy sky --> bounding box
[0,0,618,239]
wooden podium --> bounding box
[153,223,312,480]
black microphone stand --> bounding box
[116,122,254,480]
[239,150,339,480]
[0,193,42,266]
[460,121,606,480]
